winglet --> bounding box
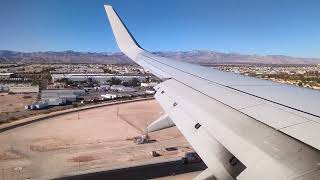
[104,5,143,59]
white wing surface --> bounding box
[104,5,320,180]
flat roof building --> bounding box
[51,74,147,83]
[41,89,86,103]
[110,85,136,92]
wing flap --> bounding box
[280,121,320,150]
[155,80,246,179]
[146,113,175,132]
[155,79,320,179]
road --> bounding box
[58,160,206,180]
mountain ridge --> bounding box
[1,50,319,65]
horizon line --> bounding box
[1,49,319,59]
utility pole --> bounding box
[78,101,83,120]
[117,106,119,116]
[77,105,80,120]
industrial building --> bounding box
[101,93,117,100]
[9,85,39,93]
[94,85,110,91]
[0,84,39,93]
[140,82,158,87]
[45,98,67,106]
[41,89,86,103]
[25,101,48,110]
[0,84,9,92]
[0,73,13,80]
[25,89,86,110]
[110,85,136,92]
[51,74,148,83]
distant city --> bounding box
[0,63,160,123]
[0,50,319,125]
[213,64,320,89]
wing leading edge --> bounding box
[104,5,320,180]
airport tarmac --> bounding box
[0,99,194,179]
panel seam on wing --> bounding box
[140,53,320,119]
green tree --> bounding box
[31,79,39,86]
[108,77,122,85]
[128,78,140,86]
[103,68,114,74]
[45,73,52,82]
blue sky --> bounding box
[0,0,319,58]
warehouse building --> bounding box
[51,74,147,83]
[0,84,9,92]
[41,89,86,103]
[9,85,39,93]
[0,73,13,80]
[101,93,117,100]
[140,82,158,87]
[110,85,136,92]
[25,102,49,110]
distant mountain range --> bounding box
[0,50,319,65]
[0,50,131,64]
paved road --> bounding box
[57,160,206,180]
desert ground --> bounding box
[0,93,37,114]
[0,99,191,179]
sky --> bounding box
[0,0,319,58]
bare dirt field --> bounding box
[0,93,37,114]
[0,99,190,180]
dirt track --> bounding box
[0,99,190,179]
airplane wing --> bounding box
[104,5,320,180]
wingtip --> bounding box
[103,4,144,59]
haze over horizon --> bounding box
[0,0,319,58]
[1,49,320,60]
